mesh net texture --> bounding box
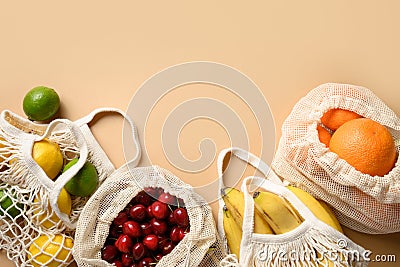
[271,83,400,234]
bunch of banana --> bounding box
[222,185,343,264]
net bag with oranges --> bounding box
[73,161,224,267]
[272,83,400,234]
[0,108,138,266]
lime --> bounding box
[63,158,99,197]
[23,86,60,121]
[0,189,23,218]
[33,188,72,228]
[32,139,64,179]
[28,234,73,267]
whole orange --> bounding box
[321,108,363,131]
[317,125,331,147]
[330,118,397,176]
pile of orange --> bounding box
[317,108,397,177]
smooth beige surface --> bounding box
[0,1,399,266]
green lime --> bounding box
[63,158,99,197]
[0,189,23,218]
[23,86,60,121]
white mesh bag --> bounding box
[216,148,368,267]
[0,107,139,266]
[271,83,400,234]
[73,161,224,267]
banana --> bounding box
[222,187,274,234]
[287,186,343,233]
[253,191,303,234]
[223,206,242,259]
[318,200,343,233]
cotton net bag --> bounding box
[73,161,224,267]
[0,107,138,266]
[271,83,400,234]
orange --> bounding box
[317,125,331,147]
[330,118,397,176]
[321,108,363,131]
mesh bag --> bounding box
[73,162,225,267]
[0,108,139,266]
[217,148,368,267]
[271,83,400,234]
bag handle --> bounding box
[74,107,142,168]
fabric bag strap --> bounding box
[74,107,141,168]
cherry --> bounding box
[167,212,176,225]
[112,260,123,267]
[154,253,163,261]
[115,234,133,254]
[114,211,129,226]
[179,228,189,241]
[170,226,182,243]
[143,234,159,251]
[177,198,185,207]
[121,253,133,267]
[146,205,154,219]
[161,240,175,255]
[150,218,167,235]
[158,192,177,206]
[151,201,169,219]
[138,257,154,267]
[129,204,147,221]
[173,208,189,227]
[122,221,142,238]
[144,187,158,199]
[101,244,118,262]
[140,222,153,236]
[134,191,153,206]
[109,224,122,238]
[132,242,147,261]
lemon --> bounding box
[23,86,60,121]
[0,189,23,218]
[32,139,64,179]
[33,188,72,228]
[28,234,73,267]
[63,158,99,197]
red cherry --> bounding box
[134,191,153,206]
[109,224,122,238]
[161,240,175,255]
[173,208,189,227]
[121,253,133,267]
[151,201,169,219]
[143,234,159,251]
[146,205,154,219]
[170,226,181,243]
[115,234,133,254]
[101,244,118,262]
[122,221,142,238]
[114,211,129,226]
[150,218,168,235]
[179,228,188,241]
[140,222,153,236]
[154,253,163,261]
[138,257,154,267]
[158,192,177,206]
[132,242,147,261]
[129,204,147,221]
[167,212,176,225]
[112,260,123,267]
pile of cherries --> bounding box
[101,187,190,267]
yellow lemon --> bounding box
[0,137,11,164]
[33,188,72,228]
[32,139,63,179]
[28,234,73,267]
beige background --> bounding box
[0,1,399,266]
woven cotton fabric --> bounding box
[271,83,400,234]
[73,164,224,267]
